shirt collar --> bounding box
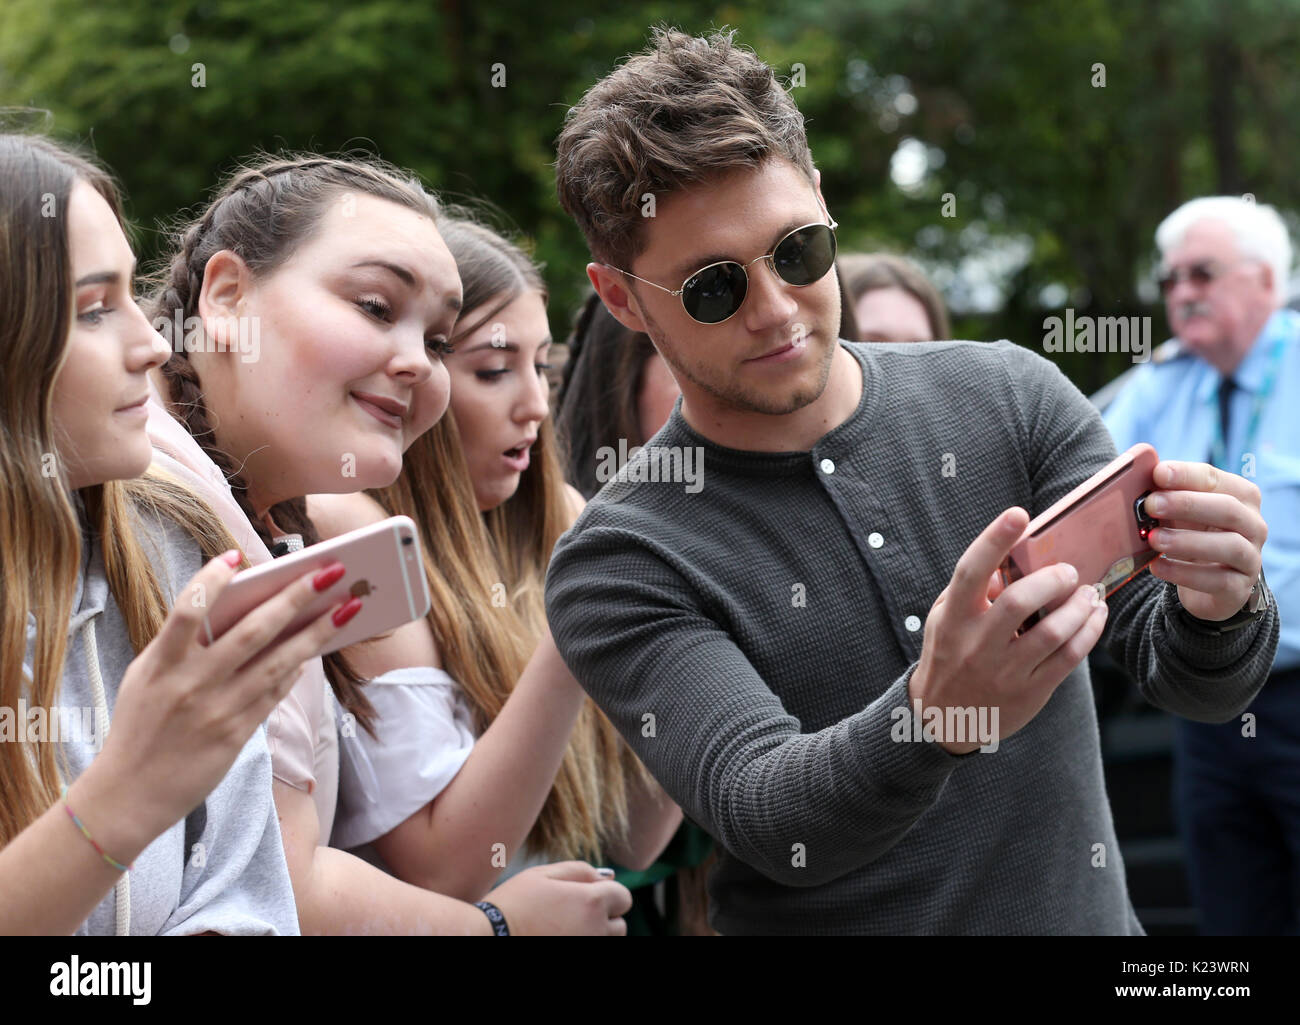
[1195,308,1295,402]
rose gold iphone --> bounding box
[998,443,1161,628]
[200,515,431,655]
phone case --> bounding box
[201,515,431,656]
[998,443,1160,624]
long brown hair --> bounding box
[372,215,647,860]
[144,152,443,736]
[838,252,951,341]
[554,292,659,500]
[0,133,238,848]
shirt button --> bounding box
[819,458,835,474]
[867,532,884,549]
[904,615,922,632]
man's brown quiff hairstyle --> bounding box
[555,26,816,273]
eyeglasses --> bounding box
[607,216,839,325]
[1156,259,1254,295]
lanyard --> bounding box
[1209,316,1291,470]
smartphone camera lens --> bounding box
[401,536,413,546]
[1134,490,1159,541]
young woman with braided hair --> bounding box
[144,153,632,935]
[311,213,682,902]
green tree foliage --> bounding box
[3,0,1297,390]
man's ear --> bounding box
[196,250,253,353]
[812,167,833,224]
[1258,262,1277,303]
[587,262,650,334]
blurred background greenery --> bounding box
[3,0,1298,393]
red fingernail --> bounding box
[223,550,243,567]
[332,596,362,628]
[313,562,346,592]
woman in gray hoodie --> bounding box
[0,134,359,935]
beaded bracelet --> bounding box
[60,785,132,873]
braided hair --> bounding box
[145,152,442,735]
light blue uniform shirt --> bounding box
[1103,308,1299,671]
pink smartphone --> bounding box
[201,515,431,656]
[998,443,1161,627]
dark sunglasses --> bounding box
[1156,258,1253,295]
[608,217,839,325]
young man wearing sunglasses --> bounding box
[546,27,1279,935]
[1103,196,1300,935]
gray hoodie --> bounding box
[20,506,299,936]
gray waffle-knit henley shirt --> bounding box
[544,338,1280,935]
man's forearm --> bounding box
[1106,576,1279,723]
[619,669,959,888]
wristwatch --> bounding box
[1176,569,1272,634]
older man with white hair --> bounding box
[1105,195,1299,935]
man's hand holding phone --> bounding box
[909,508,1110,756]
[1140,460,1267,622]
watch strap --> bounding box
[1175,570,1271,635]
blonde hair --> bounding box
[371,215,648,860]
[0,134,239,848]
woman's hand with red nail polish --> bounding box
[331,596,362,628]
[312,561,346,592]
